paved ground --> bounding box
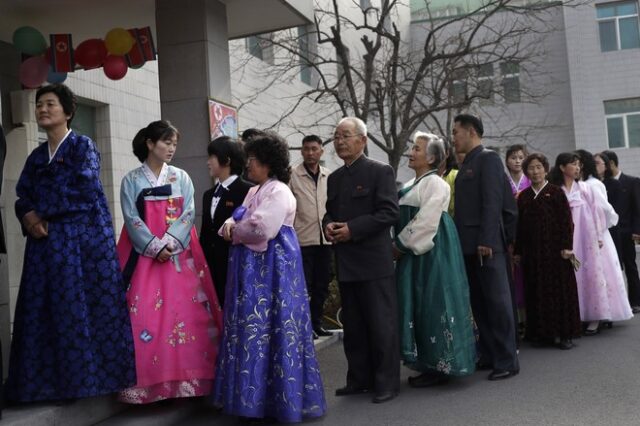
[183,315,640,426]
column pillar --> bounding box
[155,0,231,223]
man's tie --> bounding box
[213,183,224,198]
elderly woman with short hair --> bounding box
[393,131,476,388]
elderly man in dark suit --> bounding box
[602,150,640,313]
[323,117,400,404]
[200,136,253,307]
[453,114,519,381]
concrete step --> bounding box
[0,331,342,426]
[1,395,126,426]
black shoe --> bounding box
[583,327,599,336]
[312,331,319,340]
[372,390,397,404]
[408,372,450,388]
[335,385,370,396]
[555,339,574,350]
[476,361,492,371]
[632,306,640,314]
[314,327,333,337]
[488,369,519,381]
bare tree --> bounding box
[233,0,578,171]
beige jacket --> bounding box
[289,162,331,246]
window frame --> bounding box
[605,110,640,148]
[596,1,640,51]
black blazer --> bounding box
[454,145,517,255]
[323,155,399,282]
[615,173,640,234]
[200,177,253,304]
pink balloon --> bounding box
[103,55,128,80]
[19,56,49,88]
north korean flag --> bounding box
[48,34,75,72]
[126,27,157,67]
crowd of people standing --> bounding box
[4,83,640,423]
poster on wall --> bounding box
[208,98,238,141]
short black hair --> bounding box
[132,120,180,163]
[575,149,596,180]
[244,130,291,184]
[302,134,323,145]
[207,136,245,175]
[523,153,549,175]
[548,152,580,186]
[241,128,265,142]
[602,150,619,167]
[595,152,614,179]
[505,144,528,161]
[454,113,484,137]
[36,84,77,125]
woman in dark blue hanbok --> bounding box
[6,84,135,402]
[214,131,326,423]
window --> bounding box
[450,69,467,104]
[246,34,274,64]
[604,98,640,148]
[298,26,311,85]
[73,103,97,141]
[476,63,494,103]
[501,62,520,103]
[360,0,372,10]
[597,1,640,51]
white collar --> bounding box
[219,174,238,189]
[614,170,622,180]
[142,162,169,187]
[532,181,548,199]
[48,128,72,163]
[508,172,525,191]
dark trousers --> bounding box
[339,277,400,393]
[464,253,519,371]
[617,231,640,306]
[301,245,332,330]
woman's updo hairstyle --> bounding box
[132,120,179,162]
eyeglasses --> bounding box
[246,156,258,163]
[332,133,363,141]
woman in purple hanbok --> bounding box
[505,145,530,330]
[7,84,135,402]
[213,131,325,423]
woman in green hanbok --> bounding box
[392,132,476,388]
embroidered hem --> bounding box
[118,379,212,404]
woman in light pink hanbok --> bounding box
[550,153,632,336]
[576,150,633,331]
[116,120,223,403]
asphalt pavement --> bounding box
[182,314,640,426]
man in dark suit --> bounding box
[453,114,519,381]
[602,150,640,313]
[200,136,253,307]
[323,117,400,404]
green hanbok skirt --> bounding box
[395,207,476,376]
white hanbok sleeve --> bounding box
[397,176,450,256]
[591,178,619,229]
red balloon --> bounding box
[103,55,128,80]
[75,38,107,69]
[19,56,49,88]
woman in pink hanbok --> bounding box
[116,120,223,403]
[549,153,632,336]
[505,145,531,331]
[575,150,633,331]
